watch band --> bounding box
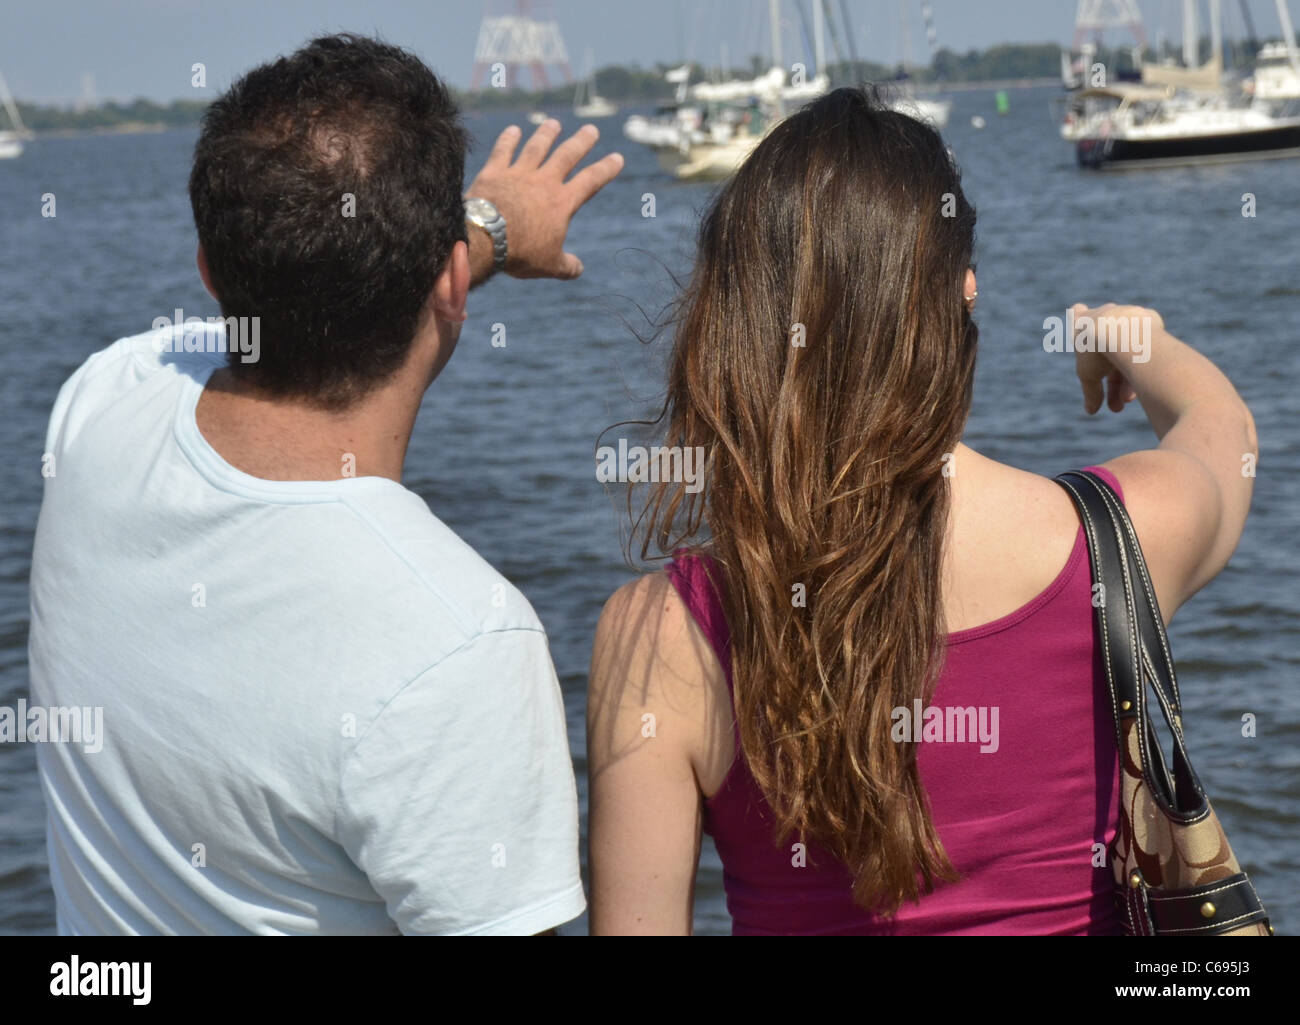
[465,198,507,272]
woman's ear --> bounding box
[963,268,978,308]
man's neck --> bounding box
[194,366,426,484]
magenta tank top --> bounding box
[665,466,1123,935]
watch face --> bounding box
[465,197,498,222]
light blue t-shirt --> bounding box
[28,323,585,935]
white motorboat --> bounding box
[1248,41,1300,102]
[1246,2,1300,101]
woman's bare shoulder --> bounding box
[944,452,1082,632]
[589,569,732,794]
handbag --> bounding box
[1054,470,1272,936]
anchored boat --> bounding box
[1065,84,1300,168]
[1062,0,1300,168]
[0,70,28,160]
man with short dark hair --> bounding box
[29,33,622,934]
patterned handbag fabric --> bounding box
[1055,470,1271,936]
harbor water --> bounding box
[0,86,1296,934]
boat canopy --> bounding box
[1072,83,1174,103]
[688,67,829,104]
[1141,53,1223,91]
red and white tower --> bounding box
[471,0,573,91]
[1072,0,1148,52]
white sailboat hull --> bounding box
[0,131,23,159]
[665,134,764,182]
[574,98,618,118]
[1069,95,1300,168]
[892,96,952,128]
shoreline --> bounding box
[456,77,1065,113]
[21,79,1067,136]
[28,122,172,139]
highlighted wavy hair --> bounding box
[637,87,979,913]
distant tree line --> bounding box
[454,44,1063,111]
[11,34,1298,131]
[14,97,209,132]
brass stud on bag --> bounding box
[1121,700,1133,711]
[1267,924,1275,935]
[1129,871,1142,889]
[1200,902,1216,919]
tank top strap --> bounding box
[664,548,734,687]
[1080,464,1125,504]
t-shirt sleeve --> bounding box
[44,339,132,455]
[336,627,585,935]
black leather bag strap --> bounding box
[1054,470,1136,766]
[1053,470,1206,819]
[1056,469,1270,935]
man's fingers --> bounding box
[484,124,522,170]
[547,124,600,180]
[518,118,562,169]
[565,151,625,212]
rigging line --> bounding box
[838,0,860,65]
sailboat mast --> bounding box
[770,0,783,71]
[814,0,826,77]
[900,0,913,72]
[1210,0,1223,67]
[770,0,786,117]
[1278,0,1300,73]
[0,71,26,134]
[1183,0,1199,66]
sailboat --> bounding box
[623,0,829,182]
[886,0,951,128]
[1060,0,1146,91]
[624,67,792,182]
[574,48,617,119]
[1063,0,1300,168]
[889,92,951,129]
[0,70,28,159]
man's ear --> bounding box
[197,245,219,302]
[432,241,470,325]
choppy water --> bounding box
[0,87,1296,935]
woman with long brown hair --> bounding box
[586,87,1257,934]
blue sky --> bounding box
[1,0,1286,104]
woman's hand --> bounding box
[1070,302,1154,413]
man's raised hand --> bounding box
[465,119,624,281]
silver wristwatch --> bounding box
[464,197,507,272]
